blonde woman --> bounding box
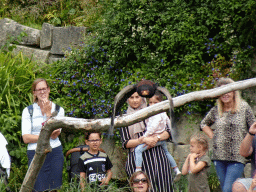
[201,77,256,192]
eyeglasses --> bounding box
[87,139,101,143]
[35,87,48,92]
[133,178,147,184]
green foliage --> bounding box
[0,51,39,187]
[1,0,110,28]
[45,0,256,120]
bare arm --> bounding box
[189,153,207,174]
[80,172,86,191]
[202,126,214,139]
[182,154,191,175]
[22,134,39,144]
[51,128,61,140]
[240,122,256,157]
[100,169,113,185]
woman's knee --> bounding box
[232,181,247,192]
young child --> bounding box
[134,91,181,182]
[77,132,113,190]
[182,133,211,192]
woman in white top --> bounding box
[22,78,64,192]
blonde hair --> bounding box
[32,78,49,102]
[190,132,209,151]
[216,77,241,117]
[129,171,151,192]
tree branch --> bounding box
[20,77,256,192]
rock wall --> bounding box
[0,18,86,64]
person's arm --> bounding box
[202,126,214,139]
[201,107,216,139]
[100,169,113,185]
[182,154,191,175]
[80,172,86,191]
[189,153,207,174]
[22,134,39,144]
[51,129,61,140]
[240,122,256,157]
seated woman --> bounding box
[130,171,151,192]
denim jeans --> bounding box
[213,160,244,192]
[135,140,177,168]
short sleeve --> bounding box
[200,107,217,130]
[77,158,86,173]
[106,156,113,171]
[21,107,32,135]
[244,102,256,129]
[200,155,211,167]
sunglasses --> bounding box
[133,178,147,184]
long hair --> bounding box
[129,171,151,192]
[31,78,49,103]
[215,77,241,117]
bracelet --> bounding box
[249,132,255,136]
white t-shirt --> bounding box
[22,102,65,150]
[0,132,11,177]
[144,112,171,137]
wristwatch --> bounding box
[157,135,161,141]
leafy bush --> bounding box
[46,0,256,122]
[0,0,110,28]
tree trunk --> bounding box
[20,77,256,192]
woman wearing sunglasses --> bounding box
[130,171,151,192]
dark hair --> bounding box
[153,90,163,102]
[32,78,49,102]
[129,171,151,192]
[85,132,102,140]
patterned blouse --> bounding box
[200,101,255,164]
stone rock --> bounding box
[12,45,50,63]
[0,19,8,47]
[40,23,54,49]
[173,144,190,167]
[48,54,65,64]
[51,26,86,55]
[175,113,203,144]
[0,18,40,46]
[101,139,127,179]
[244,163,251,178]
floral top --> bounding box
[200,101,255,164]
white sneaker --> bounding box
[173,172,182,182]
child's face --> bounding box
[148,96,160,106]
[86,133,102,152]
[190,139,202,154]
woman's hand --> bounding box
[143,136,158,149]
[51,129,61,140]
[249,122,256,135]
[39,99,52,117]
